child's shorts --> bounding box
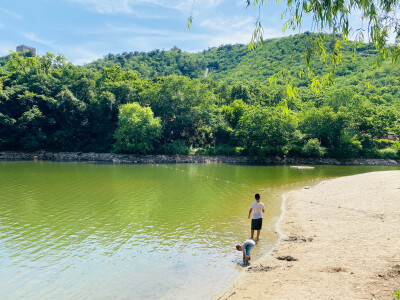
[245,244,254,257]
[251,218,263,230]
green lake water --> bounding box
[0,161,398,299]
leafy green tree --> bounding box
[71,77,94,103]
[189,104,230,147]
[86,91,118,152]
[139,75,219,145]
[302,138,326,158]
[55,89,87,128]
[17,105,47,151]
[324,89,360,112]
[353,104,400,138]
[0,112,16,149]
[52,89,88,151]
[231,84,251,103]
[334,135,362,158]
[114,102,161,154]
[235,105,296,155]
[222,99,248,129]
[299,106,349,148]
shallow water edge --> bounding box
[1,151,399,166]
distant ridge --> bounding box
[84,32,378,85]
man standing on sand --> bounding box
[248,193,265,240]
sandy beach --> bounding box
[216,170,400,300]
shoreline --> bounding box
[1,151,399,166]
[215,171,400,299]
[215,181,292,300]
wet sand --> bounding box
[216,171,400,300]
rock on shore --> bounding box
[1,151,399,166]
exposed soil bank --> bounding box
[1,151,399,166]
[216,171,400,300]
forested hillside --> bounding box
[0,33,399,158]
[86,32,376,84]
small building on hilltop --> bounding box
[16,45,36,56]
[385,132,399,141]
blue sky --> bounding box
[0,0,323,64]
[0,0,299,64]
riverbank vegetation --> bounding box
[0,33,399,158]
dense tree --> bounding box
[235,106,297,155]
[302,138,326,158]
[17,105,47,151]
[0,33,399,158]
[113,102,161,154]
[299,106,349,148]
[222,99,248,129]
[139,75,222,146]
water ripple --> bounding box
[1,161,395,299]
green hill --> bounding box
[85,32,400,105]
[0,32,399,158]
[87,32,400,112]
[86,33,373,82]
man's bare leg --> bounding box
[256,229,261,239]
[251,229,254,239]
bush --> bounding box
[358,134,378,150]
[158,141,190,155]
[194,144,239,156]
[391,141,400,151]
[358,134,380,158]
[328,135,361,158]
[302,138,326,157]
[245,146,285,157]
[287,145,303,157]
[359,148,381,158]
[378,147,398,159]
[377,139,396,149]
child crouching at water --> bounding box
[236,239,256,265]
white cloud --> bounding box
[62,13,285,60]
[66,0,224,15]
[199,15,284,47]
[106,23,193,36]
[200,16,254,31]
[69,48,103,65]
[0,8,22,20]
[105,24,211,51]
[59,41,110,64]
[21,32,54,47]
[71,22,206,41]
[103,18,283,51]
[140,0,193,12]
[206,26,283,47]
[67,0,135,14]
[236,0,249,7]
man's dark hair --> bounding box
[255,193,260,200]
